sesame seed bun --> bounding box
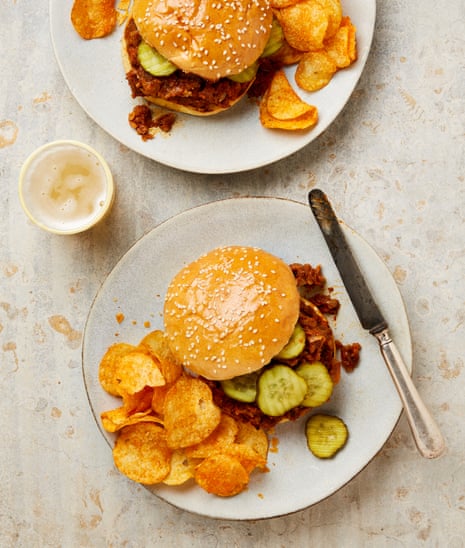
[163,246,300,381]
[132,0,273,81]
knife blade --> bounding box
[309,188,445,459]
[309,189,387,334]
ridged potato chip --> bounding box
[325,26,352,68]
[163,376,222,449]
[101,386,161,432]
[116,0,132,25]
[324,17,357,69]
[260,72,318,131]
[122,385,154,414]
[151,384,171,415]
[113,423,171,484]
[269,41,304,66]
[117,351,166,395]
[220,442,267,473]
[101,407,162,433]
[318,0,343,39]
[277,0,329,51]
[235,421,270,462]
[266,70,316,120]
[162,449,199,486]
[295,51,337,91]
[343,17,358,63]
[260,98,319,130]
[139,330,183,384]
[71,0,117,40]
[98,342,136,396]
[116,0,131,10]
[194,454,250,497]
[185,414,239,458]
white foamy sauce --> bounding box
[22,144,109,231]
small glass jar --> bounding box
[18,140,115,235]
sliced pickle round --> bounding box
[220,371,259,403]
[228,62,259,83]
[257,364,307,416]
[261,18,285,58]
[137,41,177,77]
[275,323,306,360]
[295,361,334,407]
[305,414,348,458]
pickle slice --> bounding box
[295,361,333,407]
[261,18,285,58]
[257,365,307,416]
[305,414,348,458]
[220,371,259,403]
[137,41,177,77]
[275,323,306,360]
[228,62,259,83]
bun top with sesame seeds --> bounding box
[132,0,273,80]
[163,246,300,381]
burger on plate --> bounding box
[163,246,344,429]
[122,0,279,115]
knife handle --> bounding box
[374,328,446,459]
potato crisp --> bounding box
[260,70,318,130]
[71,0,117,40]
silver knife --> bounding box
[309,188,445,459]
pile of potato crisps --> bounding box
[261,0,357,130]
[99,330,269,497]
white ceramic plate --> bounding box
[50,1,376,174]
[82,197,411,520]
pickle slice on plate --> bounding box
[275,323,306,359]
[305,414,348,458]
[295,361,334,407]
[220,371,259,403]
[257,364,307,416]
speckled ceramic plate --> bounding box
[82,197,412,520]
[49,0,376,174]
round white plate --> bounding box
[82,197,411,520]
[50,1,376,174]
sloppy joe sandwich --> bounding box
[122,0,274,115]
[163,246,359,429]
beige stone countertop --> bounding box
[1,0,464,546]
